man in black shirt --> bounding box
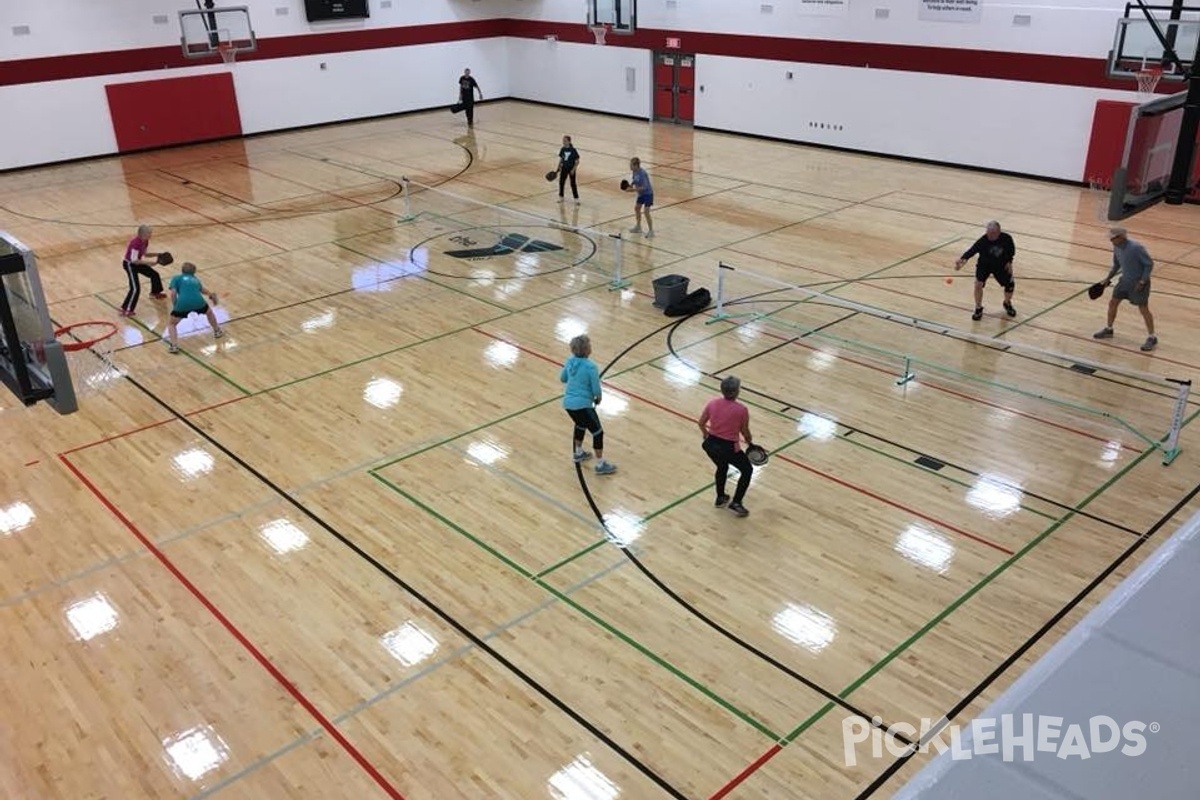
[955,220,1016,321]
[555,135,580,204]
[453,68,483,126]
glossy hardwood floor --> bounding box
[2,101,1199,800]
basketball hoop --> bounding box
[1135,65,1162,98]
[217,42,237,65]
[55,321,123,395]
[589,24,609,46]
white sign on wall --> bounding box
[799,0,849,17]
[920,0,983,23]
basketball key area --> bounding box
[2,104,1200,800]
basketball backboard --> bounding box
[0,233,76,413]
[1108,4,1199,80]
[589,0,636,33]
[180,6,257,60]
[1101,90,1200,218]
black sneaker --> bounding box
[1003,301,1016,317]
[728,502,749,517]
[715,494,730,508]
[971,307,983,321]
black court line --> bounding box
[105,214,611,357]
[97,367,690,800]
[715,310,860,374]
[581,319,918,750]
[709,257,1197,405]
[854,479,1200,799]
[663,309,1145,538]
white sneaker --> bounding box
[214,328,225,339]
[629,226,642,234]
[644,230,655,239]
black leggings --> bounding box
[121,260,163,312]
[703,436,753,504]
[558,168,578,199]
[567,407,603,452]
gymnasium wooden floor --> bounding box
[2,101,1199,800]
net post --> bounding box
[707,262,731,323]
[399,176,414,221]
[607,233,629,290]
[1161,379,1190,465]
[896,356,916,386]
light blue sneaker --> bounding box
[594,461,617,475]
[573,450,593,463]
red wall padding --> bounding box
[1082,100,1136,184]
[106,73,241,153]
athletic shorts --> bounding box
[975,263,1013,288]
[636,193,654,207]
[171,303,209,319]
[1113,281,1150,306]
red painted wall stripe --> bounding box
[2,18,1133,91]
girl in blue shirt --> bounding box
[560,335,617,474]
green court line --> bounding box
[536,434,811,580]
[993,284,1090,336]
[652,365,1059,521]
[767,404,1200,747]
[262,310,513,394]
[91,292,252,395]
[834,442,1156,701]
[334,240,518,314]
[533,577,784,740]
[369,468,786,742]
[834,435,1059,522]
[369,471,533,578]
[370,395,562,472]
[254,256,664,398]
[534,538,609,579]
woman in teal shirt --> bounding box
[560,335,617,474]
[166,262,224,354]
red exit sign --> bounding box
[665,36,681,48]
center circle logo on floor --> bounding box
[440,227,573,262]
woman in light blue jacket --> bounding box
[560,335,617,475]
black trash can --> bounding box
[652,274,689,309]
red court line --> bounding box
[758,326,1139,450]
[708,743,783,800]
[132,180,290,253]
[58,453,408,800]
[60,394,250,456]
[470,327,1015,555]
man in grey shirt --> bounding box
[1093,226,1157,352]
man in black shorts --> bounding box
[453,68,483,127]
[955,220,1016,321]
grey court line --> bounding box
[445,441,605,533]
[3,437,451,608]
[188,551,632,800]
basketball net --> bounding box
[218,42,237,65]
[1088,175,1112,222]
[55,322,123,395]
[589,24,609,46]
[1135,65,1162,99]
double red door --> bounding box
[654,52,695,124]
